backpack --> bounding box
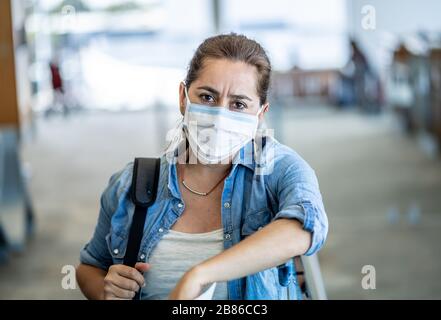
[123,158,160,300]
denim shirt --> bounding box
[79,136,328,300]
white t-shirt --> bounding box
[140,228,228,300]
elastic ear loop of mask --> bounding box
[183,82,191,107]
[182,81,191,163]
[253,105,266,160]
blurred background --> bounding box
[1,0,441,299]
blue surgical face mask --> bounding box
[182,83,263,164]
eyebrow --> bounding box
[196,86,253,101]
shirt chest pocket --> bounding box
[241,209,272,237]
[105,230,127,264]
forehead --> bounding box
[192,58,259,96]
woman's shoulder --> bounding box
[262,136,316,177]
[262,137,322,206]
[100,162,134,208]
[101,156,169,207]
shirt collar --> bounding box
[232,139,256,171]
[165,139,258,199]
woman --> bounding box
[76,33,328,300]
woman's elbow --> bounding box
[280,218,312,256]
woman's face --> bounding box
[179,58,269,118]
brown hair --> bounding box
[185,33,272,105]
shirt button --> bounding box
[177,202,184,208]
[223,202,230,208]
[113,248,119,255]
[158,228,164,233]
[224,233,231,240]
[140,254,146,260]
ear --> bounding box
[179,81,186,116]
[258,102,270,121]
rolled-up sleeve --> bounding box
[79,170,122,270]
[272,159,328,256]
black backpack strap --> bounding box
[123,158,160,268]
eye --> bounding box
[232,101,247,111]
[199,94,215,104]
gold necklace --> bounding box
[181,165,230,196]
